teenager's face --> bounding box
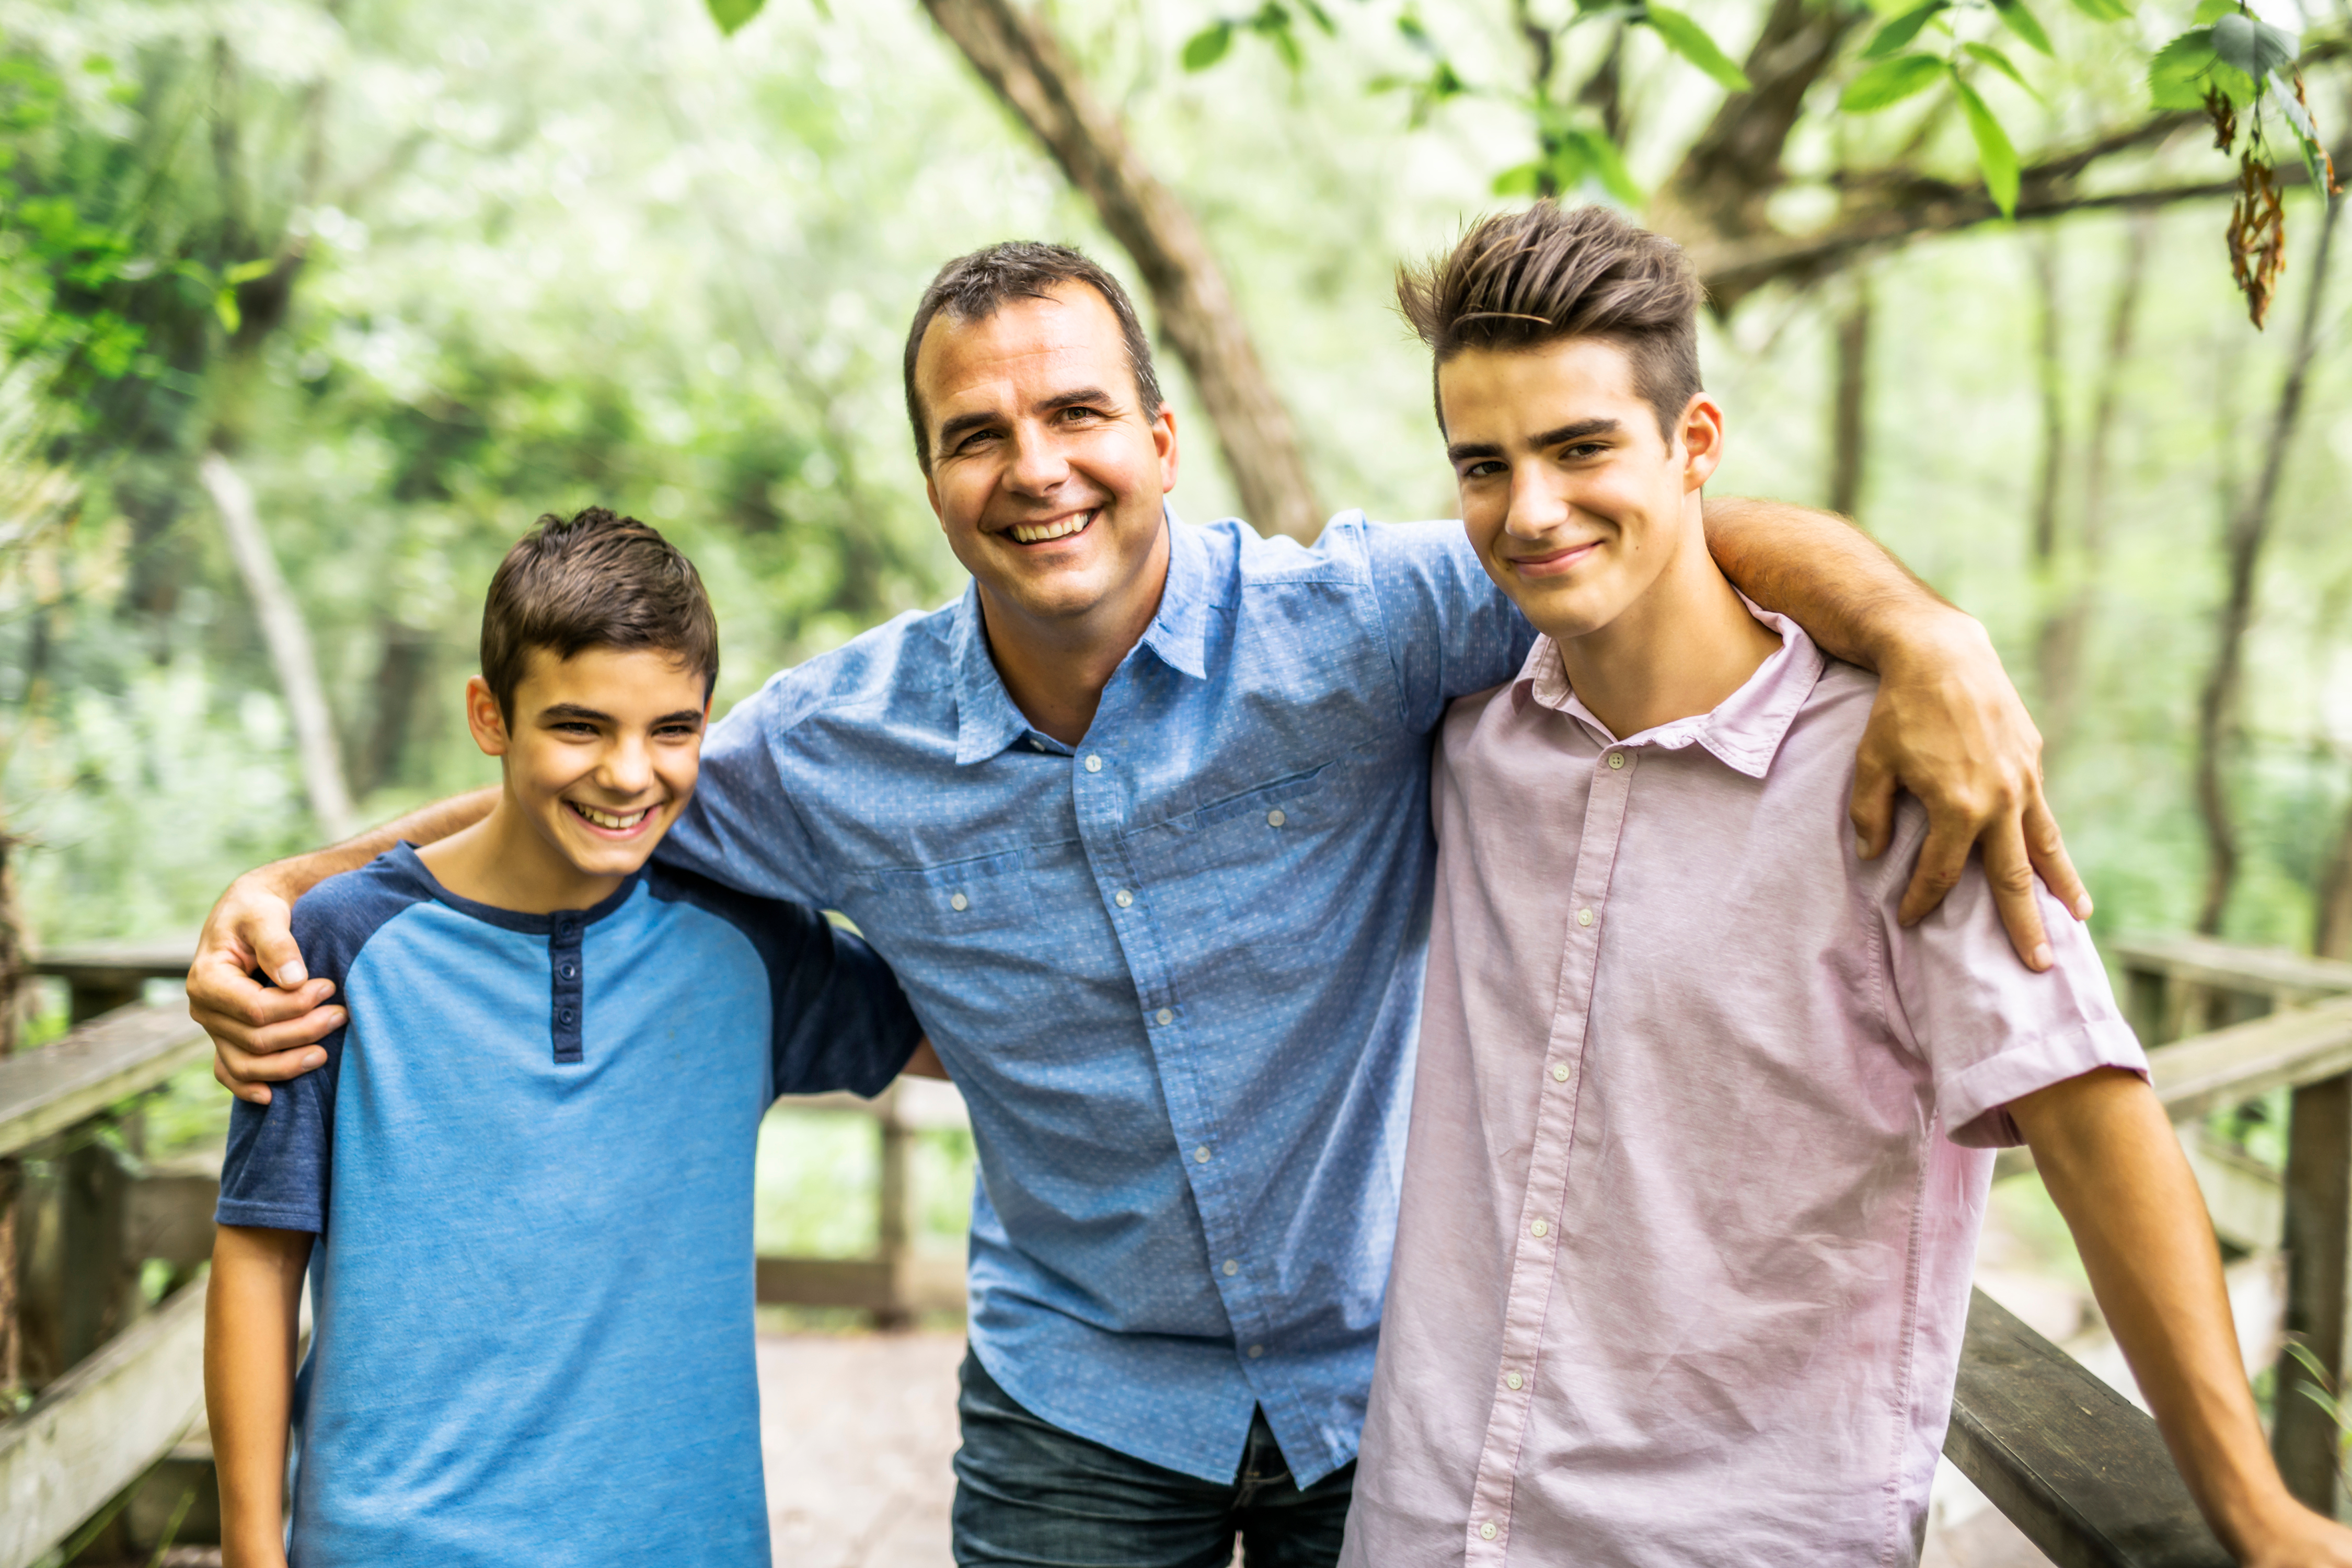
[915,283,1179,635]
[466,646,709,882]
[1439,337,1723,643]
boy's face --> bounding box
[1438,336,1723,643]
[466,645,708,883]
[915,282,1179,635]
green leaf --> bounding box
[2148,28,2253,110]
[704,0,764,38]
[2065,0,2131,21]
[213,287,241,335]
[222,257,276,286]
[2272,71,2335,194]
[1182,22,1236,71]
[1840,52,1945,110]
[1563,126,1643,203]
[1492,160,1544,197]
[1865,2,1947,58]
[2192,0,2233,22]
[1953,74,2020,215]
[1641,7,1754,92]
[1989,0,2053,55]
[1299,0,1337,33]
[1963,40,2040,98]
[2210,13,2296,80]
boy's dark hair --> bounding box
[1396,202,1704,441]
[901,241,1166,472]
[480,507,718,718]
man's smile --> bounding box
[1005,509,1097,546]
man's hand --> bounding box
[1851,613,2091,972]
[190,869,343,1106]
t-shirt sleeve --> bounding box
[765,913,924,1100]
[1879,819,2148,1148]
[213,870,412,1233]
[1352,516,1538,735]
[656,674,833,907]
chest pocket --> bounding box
[842,849,1040,938]
[1129,763,1345,954]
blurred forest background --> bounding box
[0,0,2347,1253]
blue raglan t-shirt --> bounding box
[214,843,921,1567]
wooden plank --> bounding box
[779,1078,971,1132]
[2145,996,2352,1126]
[2113,937,2352,1008]
[756,1253,965,1316]
[25,943,196,985]
[2272,1073,2352,1512]
[1945,1287,2230,1568]
[0,1275,206,1568]
[0,1005,209,1162]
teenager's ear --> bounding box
[464,675,513,759]
[1679,394,1727,492]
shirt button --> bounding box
[560,963,577,981]
[1506,1371,1524,1390]
[1551,1063,1570,1082]
[1115,890,1134,908]
[1576,907,1594,928]
[1530,1219,1549,1238]
[1221,1259,1239,1276]
[1157,1008,1174,1025]
[1085,754,1103,773]
[1266,809,1286,827]
[558,1008,575,1025]
[1194,1146,1212,1163]
[1480,1523,1498,1541]
[1608,752,1625,769]
[950,893,969,912]
[1248,1344,1264,1359]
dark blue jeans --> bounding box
[951,1350,1355,1567]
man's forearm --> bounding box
[256,787,496,901]
[1701,496,1962,674]
[2016,1070,2296,1554]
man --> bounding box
[196,242,2086,1566]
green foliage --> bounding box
[1841,52,1946,111]
[1952,75,2021,216]
[705,0,766,36]
[1988,0,2054,56]
[1864,3,1949,61]
[1638,7,1754,93]
[1963,41,2039,100]
[2147,27,2253,109]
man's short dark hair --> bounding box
[901,241,1166,472]
[1396,202,1704,441]
[480,506,718,719]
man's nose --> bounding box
[1005,423,1073,494]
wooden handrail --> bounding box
[0,1004,209,1162]
[1947,1288,2229,1568]
[2150,996,2352,1124]
[2112,936,2352,1005]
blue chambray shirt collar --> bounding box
[951,508,1209,766]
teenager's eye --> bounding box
[1460,461,1505,481]
[1560,443,1607,461]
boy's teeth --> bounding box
[1010,511,1093,544]
[573,803,649,830]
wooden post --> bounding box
[2274,1070,2352,1513]
[59,1129,132,1368]
[2127,963,2172,1047]
[66,977,147,1028]
[0,1156,19,1407]
[874,1087,912,1332]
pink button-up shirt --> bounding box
[1342,613,2145,1567]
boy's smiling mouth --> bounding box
[566,800,655,835]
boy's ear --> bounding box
[1679,393,1727,492]
[465,676,513,758]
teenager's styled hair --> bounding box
[1397,202,1704,440]
[901,241,1166,472]
[480,506,718,718]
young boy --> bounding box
[205,508,923,1567]
[1341,205,2352,1566]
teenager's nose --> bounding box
[1505,465,1573,538]
[601,735,656,795]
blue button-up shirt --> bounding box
[661,511,1531,1484]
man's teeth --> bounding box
[572,803,650,830]
[1010,511,1093,544]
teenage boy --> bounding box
[204,509,923,1567]
[197,246,2084,1563]
[1341,203,2352,1567]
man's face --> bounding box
[468,645,708,881]
[1438,336,1722,643]
[915,283,1178,632]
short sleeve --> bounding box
[215,857,424,1233]
[645,866,920,1100]
[1350,516,1538,735]
[1880,826,2147,1148]
[657,675,833,908]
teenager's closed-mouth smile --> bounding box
[1509,538,1601,577]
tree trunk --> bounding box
[2034,215,2152,769]
[201,451,359,841]
[0,823,20,1056]
[1827,276,1871,520]
[2320,796,2352,960]
[2195,194,2343,936]
[918,0,1325,541]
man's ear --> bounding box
[1152,401,1180,497]
[465,676,513,758]
[1679,394,1727,492]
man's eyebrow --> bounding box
[934,387,1123,455]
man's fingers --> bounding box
[252,925,309,988]
[1977,819,2054,971]
[214,1054,272,1106]
[1896,821,1973,930]
[1849,752,1899,861]
[2024,795,2093,922]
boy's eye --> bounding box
[1559,442,1607,460]
[1461,460,1505,481]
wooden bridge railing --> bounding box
[7,936,2352,1565]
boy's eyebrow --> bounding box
[538,702,707,727]
[935,387,1121,454]
[1446,417,1623,466]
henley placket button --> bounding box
[560,963,577,980]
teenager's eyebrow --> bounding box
[935,387,1123,455]
[1531,418,1621,447]
[651,708,707,727]
[1445,439,1504,465]
[538,702,615,723]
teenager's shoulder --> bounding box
[638,860,831,967]
[289,846,440,981]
